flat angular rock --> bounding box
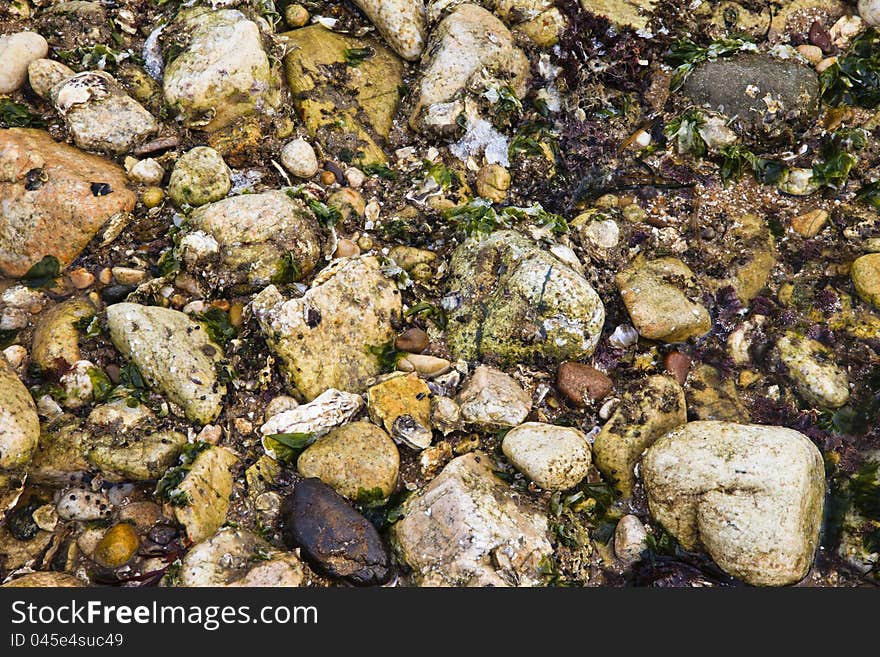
[283,26,404,165]
[681,53,820,144]
[252,256,402,401]
[172,446,238,544]
[390,452,552,586]
[106,303,226,424]
[446,230,604,365]
[0,128,135,278]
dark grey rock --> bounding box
[281,478,392,586]
[681,54,819,144]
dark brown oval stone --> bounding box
[281,478,393,586]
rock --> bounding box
[663,351,691,385]
[285,4,310,28]
[390,452,553,586]
[172,446,237,544]
[167,147,230,208]
[852,253,880,309]
[28,414,90,485]
[280,138,318,178]
[775,332,850,409]
[93,523,139,567]
[457,365,531,428]
[50,71,159,154]
[2,572,84,587]
[613,514,648,563]
[163,8,273,131]
[556,362,613,407]
[502,422,591,490]
[446,230,604,365]
[367,373,432,436]
[251,256,402,401]
[791,208,829,238]
[704,214,775,302]
[0,357,40,512]
[475,163,510,203]
[0,32,48,94]
[431,395,463,435]
[283,25,404,165]
[580,0,657,29]
[31,297,95,376]
[260,388,364,448]
[686,364,748,421]
[56,487,112,521]
[27,58,75,99]
[411,5,530,134]
[281,477,393,585]
[860,0,880,26]
[106,303,226,424]
[179,528,304,587]
[86,429,187,483]
[0,129,136,278]
[642,421,825,586]
[615,257,711,343]
[681,53,820,144]
[352,0,426,61]
[592,375,686,496]
[297,420,400,501]
[183,191,322,292]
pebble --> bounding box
[285,4,310,28]
[126,158,165,185]
[345,167,366,188]
[111,267,146,286]
[663,351,692,386]
[141,186,165,208]
[556,362,613,407]
[57,488,113,521]
[27,58,74,99]
[397,353,451,377]
[791,209,829,237]
[475,163,511,203]
[395,327,429,353]
[334,238,360,258]
[68,268,95,289]
[796,44,824,65]
[93,523,139,568]
[281,138,319,179]
[3,345,28,371]
[613,515,648,563]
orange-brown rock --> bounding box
[0,128,135,277]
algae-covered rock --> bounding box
[171,446,238,544]
[775,332,850,409]
[0,357,40,513]
[106,303,226,424]
[31,297,95,375]
[445,230,604,365]
[184,191,323,292]
[592,375,686,496]
[167,146,230,208]
[163,8,273,131]
[283,25,404,165]
[251,256,402,401]
[704,213,775,302]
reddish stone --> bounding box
[556,362,613,407]
[0,128,135,277]
[664,351,692,386]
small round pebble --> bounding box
[280,138,319,178]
